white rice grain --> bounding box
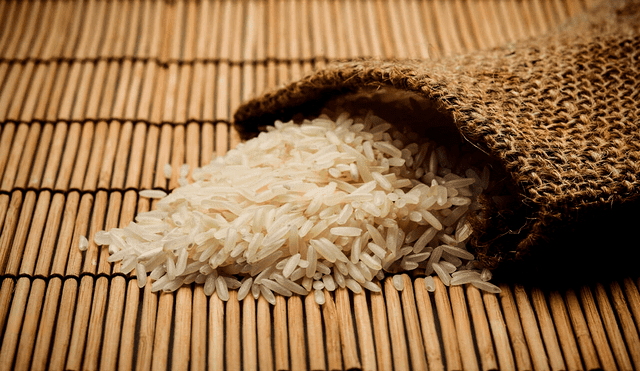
[139,189,167,199]
[95,109,499,305]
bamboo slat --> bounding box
[2,1,638,371]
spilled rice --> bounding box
[94,110,501,305]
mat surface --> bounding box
[1,1,639,370]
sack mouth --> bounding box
[235,87,532,272]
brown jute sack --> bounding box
[234,2,640,283]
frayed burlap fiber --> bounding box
[234,2,640,280]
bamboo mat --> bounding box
[1,0,640,370]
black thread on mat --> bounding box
[0,56,324,67]
[0,117,232,128]
[1,273,140,285]
[0,187,195,199]
[0,274,17,282]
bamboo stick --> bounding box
[353,288,377,371]
[370,281,393,371]
[276,0,290,84]
[433,276,463,371]
[257,295,274,371]
[530,287,566,371]
[414,278,445,371]
[242,294,258,371]
[169,125,185,190]
[82,276,113,371]
[609,280,640,370]
[31,199,63,282]
[322,289,343,371]
[0,194,9,247]
[31,277,62,371]
[173,286,193,371]
[110,122,134,189]
[505,0,531,40]
[125,123,149,189]
[594,283,633,371]
[68,122,95,190]
[36,123,64,190]
[298,0,313,75]
[567,0,588,16]
[140,125,160,190]
[0,277,31,371]
[191,285,208,371]
[4,191,37,275]
[288,295,307,371]
[25,123,52,188]
[0,1,18,54]
[0,124,28,191]
[513,284,550,371]
[118,278,141,371]
[229,62,242,148]
[0,123,16,182]
[0,278,16,344]
[5,0,36,58]
[335,287,362,370]
[483,289,516,371]
[579,285,618,371]
[195,0,212,61]
[49,192,80,276]
[565,288,601,370]
[201,122,215,167]
[53,123,82,191]
[153,124,172,190]
[495,0,521,42]
[186,123,200,180]
[148,57,167,127]
[430,0,462,56]
[0,191,23,275]
[0,279,46,370]
[274,294,290,371]
[81,191,106,275]
[350,0,370,57]
[79,121,108,191]
[330,0,348,60]
[499,284,533,371]
[463,0,489,51]
[385,0,410,58]
[151,291,174,371]
[450,284,479,371]
[400,275,429,371]
[406,0,432,59]
[383,278,410,371]
[17,191,51,276]
[466,284,498,371]
[226,290,241,371]
[476,0,505,49]
[0,64,24,122]
[208,291,225,371]
[42,62,69,123]
[305,292,326,371]
[548,290,584,371]
[7,62,36,122]
[202,62,217,123]
[137,278,159,371]
[623,278,640,341]
[65,275,96,371]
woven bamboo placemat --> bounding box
[1,0,639,370]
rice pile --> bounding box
[94,110,500,305]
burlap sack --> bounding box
[234,2,640,284]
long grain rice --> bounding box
[94,109,500,305]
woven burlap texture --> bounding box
[234,2,640,272]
